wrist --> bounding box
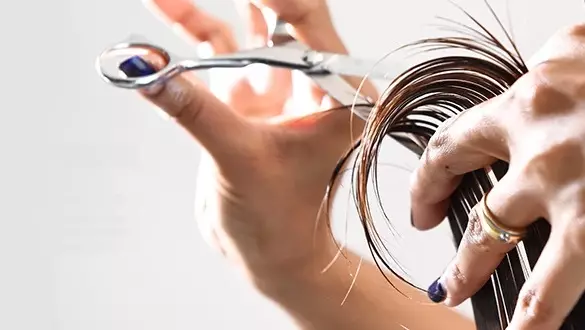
[250,245,475,330]
[248,245,371,330]
[245,237,337,292]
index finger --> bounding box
[145,0,238,54]
[410,100,507,230]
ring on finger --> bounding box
[480,190,527,244]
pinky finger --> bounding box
[508,228,585,330]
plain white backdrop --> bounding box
[1,0,584,329]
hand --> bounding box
[250,0,327,25]
[135,0,378,285]
[410,24,585,330]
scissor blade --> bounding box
[269,19,295,46]
[309,74,424,156]
[313,53,401,81]
[309,74,373,120]
[211,42,311,70]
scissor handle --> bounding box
[95,36,169,89]
[96,35,252,89]
[99,31,358,91]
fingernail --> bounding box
[119,56,157,78]
[427,278,447,303]
[410,211,415,227]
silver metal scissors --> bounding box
[95,20,403,122]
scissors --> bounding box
[95,19,404,123]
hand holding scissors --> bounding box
[91,1,486,329]
[95,0,387,289]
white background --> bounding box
[0,0,584,329]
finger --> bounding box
[119,54,256,163]
[247,3,292,109]
[429,173,542,307]
[508,227,585,330]
[246,3,317,109]
[145,0,238,54]
[410,97,509,230]
[248,2,269,46]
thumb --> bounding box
[118,55,256,162]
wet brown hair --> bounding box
[326,1,585,329]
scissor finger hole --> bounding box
[96,43,172,88]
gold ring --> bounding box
[479,191,526,244]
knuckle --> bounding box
[445,262,470,295]
[515,287,557,326]
[512,63,577,117]
[559,23,585,40]
[433,117,457,143]
[166,82,204,121]
[520,140,584,188]
[427,128,449,151]
[424,113,477,172]
[463,207,494,253]
[513,71,556,113]
[425,129,453,169]
[564,217,585,256]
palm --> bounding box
[168,0,333,245]
[214,67,292,118]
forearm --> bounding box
[255,247,475,330]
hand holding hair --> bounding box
[408,24,585,330]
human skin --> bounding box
[410,23,585,330]
[124,0,476,329]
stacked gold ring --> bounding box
[479,191,527,244]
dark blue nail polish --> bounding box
[427,278,447,303]
[119,56,156,78]
[410,211,414,227]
